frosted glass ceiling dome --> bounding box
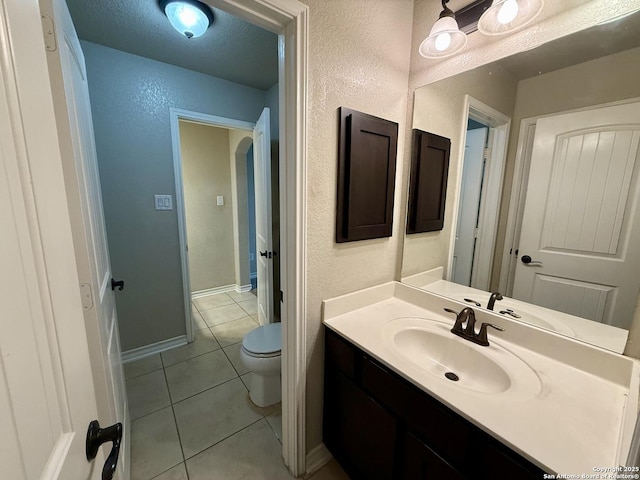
[160,0,214,39]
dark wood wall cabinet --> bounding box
[406,129,451,234]
[323,328,548,480]
[336,108,399,243]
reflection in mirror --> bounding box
[402,11,640,353]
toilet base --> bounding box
[248,372,281,407]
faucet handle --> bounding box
[477,323,505,346]
[444,308,466,334]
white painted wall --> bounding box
[300,0,415,452]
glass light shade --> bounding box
[478,0,544,36]
[419,16,467,59]
[163,0,212,39]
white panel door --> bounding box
[42,0,129,476]
[453,127,487,286]
[253,107,273,325]
[513,101,640,328]
[0,0,115,478]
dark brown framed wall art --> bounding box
[406,129,451,234]
[336,108,399,243]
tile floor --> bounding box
[124,291,349,480]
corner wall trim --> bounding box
[121,335,187,363]
[305,443,333,477]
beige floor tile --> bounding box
[305,459,351,480]
[193,293,234,311]
[151,463,188,480]
[240,372,252,390]
[227,290,257,303]
[173,378,263,458]
[164,350,237,402]
[201,303,249,327]
[161,328,220,367]
[238,299,258,316]
[223,342,250,375]
[186,419,295,480]
[192,310,208,331]
[210,316,259,347]
[126,369,171,420]
[265,403,282,442]
[124,354,163,379]
[131,407,183,480]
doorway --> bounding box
[449,96,511,291]
[170,108,278,344]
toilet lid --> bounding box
[242,322,281,354]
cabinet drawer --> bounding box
[325,329,356,379]
[361,355,470,465]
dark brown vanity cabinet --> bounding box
[323,329,547,480]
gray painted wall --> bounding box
[82,41,269,351]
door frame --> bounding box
[191,1,309,474]
[447,95,510,290]
[498,96,640,297]
[169,108,256,345]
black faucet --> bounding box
[445,307,504,347]
[487,292,503,311]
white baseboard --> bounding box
[305,443,332,477]
[192,283,252,298]
[122,335,187,363]
[191,284,237,298]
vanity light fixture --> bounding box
[478,0,544,36]
[419,0,467,59]
[159,0,214,39]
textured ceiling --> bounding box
[65,0,278,90]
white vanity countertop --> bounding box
[401,268,629,353]
[322,281,640,475]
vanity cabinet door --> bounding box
[324,367,397,480]
[361,354,470,465]
[472,435,545,480]
[400,432,466,480]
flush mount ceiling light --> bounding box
[419,0,467,59]
[159,0,214,39]
[478,0,544,36]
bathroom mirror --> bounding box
[401,10,640,353]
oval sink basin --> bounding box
[383,318,541,398]
[393,329,511,393]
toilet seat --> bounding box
[242,322,281,357]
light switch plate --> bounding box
[217,196,224,206]
[155,194,173,210]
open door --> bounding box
[41,0,129,476]
[253,107,274,325]
[452,126,488,286]
[1,0,125,478]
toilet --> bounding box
[240,322,282,407]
